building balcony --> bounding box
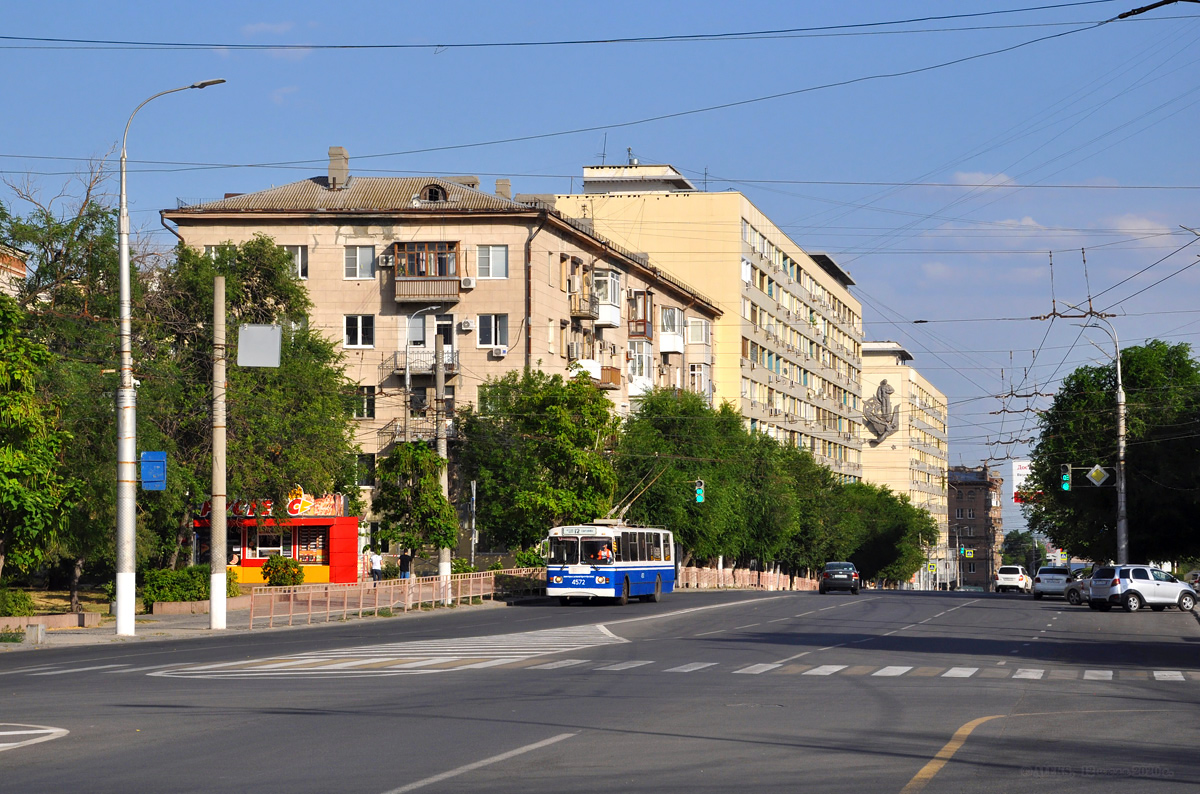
[628,318,653,340]
[393,276,462,303]
[380,349,459,378]
[596,366,622,390]
[377,415,457,446]
[569,292,600,320]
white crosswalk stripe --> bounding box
[733,663,781,675]
[942,667,978,678]
[1013,669,1044,680]
[596,661,653,671]
[529,659,590,670]
[664,662,718,673]
[803,665,847,676]
[873,666,912,677]
[1084,670,1113,681]
[1153,670,1185,681]
[157,624,626,679]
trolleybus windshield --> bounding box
[549,537,577,565]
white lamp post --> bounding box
[115,79,225,636]
[1082,319,1128,565]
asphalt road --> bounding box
[3,589,1199,793]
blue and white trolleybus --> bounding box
[546,520,675,606]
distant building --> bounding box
[948,465,1005,591]
[0,243,26,298]
[859,341,949,589]
[547,162,865,481]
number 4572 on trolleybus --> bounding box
[545,519,675,606]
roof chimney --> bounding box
[328,146,349,189]
[495,179,511,200]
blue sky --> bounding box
[5,1,1199,527]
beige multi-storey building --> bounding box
[163,148,721,478]
[1,243,26,298]
[546,163,864,481]
[948,465,1004,591]
[859,341,949,588]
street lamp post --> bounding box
[403,305,441,439]
[115,79,225,636]
[1082,320,1128,565]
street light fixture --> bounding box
[115,79,225,637]
[1080,319,1128,565]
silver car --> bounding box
[995,565,1031,594]
[1088,564,1198,613]
[1064,568,1092,606]
[1032,566,1070,600]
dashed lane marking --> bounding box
[30,664,129,676]
[733,663,781,675]
[664,662,718,673]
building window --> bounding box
[956,489,963,500]
[967,490,976,500]
[354,386,376,419]
[967,508,976,519]
[689,363,710,395]
[406,314,427,348]
[687,318,711,345]
[344,246,376,279]
[356,453,376,487]
[741,258,753,283]
[967,562,976,574]
[478,314,509,347]
[344,315,375,348]
[965,525,975,537]
[477,245,508,278]
[628,340,651,380]
[397,242,457,277]
[204,244,236,260]
[955,508,964,519]
[594,271,620,306]
[251,527,292,559]
[660,306,682,335]
[421,184,446,202]
[280,245,308,279]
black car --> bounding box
[820,562,860,594]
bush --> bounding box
[382,561,400,580]
[487,560,505,571]
[261,555,304,587]
[450,558,477,574]
[140,565,240,611]
[0,588,36,617]
[512,547,547,569]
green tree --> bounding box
[839,482,938,583]
[0,294,75,580]
[373,441,458,552]
[1024,341,1200,562]
[615,389,749,566]
[456,369,619,552]
[1002,530,1046,571]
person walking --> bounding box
[369,549,383,583]
[398,550,413,580]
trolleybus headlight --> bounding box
[596,576,608,584]
[552,576,563,584]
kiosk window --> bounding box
[298,527,328,564]
[250,528,292,558]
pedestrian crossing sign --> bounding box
[965,549,975,558]
[927,562,937,572]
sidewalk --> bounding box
[1,598,513,653]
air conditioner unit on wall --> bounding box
[567,275,581,294]
[459,318,475,331]
[460,276,476,289]
[492,346,508,357]
[566,342,583,360]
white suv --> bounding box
[1088,565,1198,613]
[995,565,1031,594]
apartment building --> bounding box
[948,465,1005,591]
[859,341,949,588]
[162,148,721,474]
[545,163,864,481]
[1,243,26,298]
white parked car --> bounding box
[995,565,1032,594]
[1032,566,1071,599]
[1088,565,1198,612]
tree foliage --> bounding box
[1024,341,1200,562]
[373,441,458,551]
[0,294,74,579]
[1001,530,1046,570]
[455,369,620,551]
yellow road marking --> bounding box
[900,715,1004,794]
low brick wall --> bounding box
[0,612,103,631]
[151,595,253,615]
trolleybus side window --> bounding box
[651,533,662,561]
[622,531,638,562]
[549,537,577,565]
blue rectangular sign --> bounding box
[140,451,167,491]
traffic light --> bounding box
[960,546,966,556]
[695,480,705,503]
[1061,464,1072,491]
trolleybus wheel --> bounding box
[649,575,662,603]
[616,579,629,606]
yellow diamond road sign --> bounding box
[1086,465,1111,486]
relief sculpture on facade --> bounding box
[863,379,900,446]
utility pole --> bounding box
[210,276,227,630]
[1082,318,1128,564]
[435,332,451,602]
[470,480,477,568]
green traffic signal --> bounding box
[1061,463,1071,491]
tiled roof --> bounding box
[175,176,527,213]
